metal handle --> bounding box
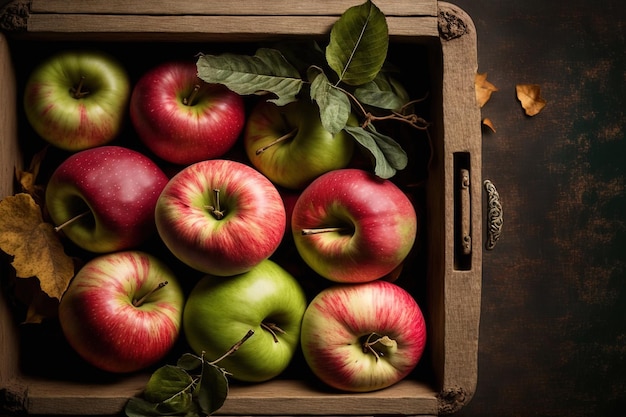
[459,169,471,255]
[483,179,503,250]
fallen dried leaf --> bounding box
[482,118,496,132]
[516,84,546,116]
[475,72,498,107]
[15,146,48,205]
[0,193,74,300]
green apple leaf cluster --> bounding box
[126,330,253,417]
[196,0,429,179]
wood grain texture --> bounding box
[30,0,437,17]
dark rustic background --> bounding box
[449,1,626,416]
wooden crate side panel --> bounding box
[0,32,21,384]
[438,2,482,414]
[30,0,438,17]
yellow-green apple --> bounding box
[291,168,417,283]
[243,99,355,190]
[45,145,169,253]
[130,61,245,165]
[300,280,427,392]
[58,250,185,373]
[183,259,307,382]
[155,159,286,276]
[23,50,130,151]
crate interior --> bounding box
[1,30,448,416]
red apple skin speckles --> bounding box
[58,251,185,373]
[300,280,427,392]
[45,146,169,253]
[155,159,287,276]
[130,61,245,165]
[291,168,418,283]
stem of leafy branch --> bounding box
[334,85,431,130]
[209,329,255,365]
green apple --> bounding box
[182,259,307,382]
[23,50,130,151]
[243,98,355,190]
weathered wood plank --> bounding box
[24,15,438,40]
[23,377,438,416]
[30,0,437,17]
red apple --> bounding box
[291,168,418,283]
[130,61,245,165]
[45,145,169,253]
[300,280,427,392]
[58,250,185,373]
[155,159,286,276]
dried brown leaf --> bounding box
[482,118,496,132]
[516,84,546,116]
[15,146,48,205]
[475,72,499,107]
[0,193,74,300]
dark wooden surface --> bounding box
[449,1,626,416]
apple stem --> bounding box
[133,281,168,307]
[209,329,255,365]
[301,227,350,235]
[362,333,396,362]
[255,128,298,155]
[183,84,201,106]
[261,322,286,343]
[70,76,90,99]
[205,188,225,220]
[53,210,91,233]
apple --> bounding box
[183,259,307,382]
[291,168,418,283]
[130,60,245,165]
[155,159,286,276]
[45,145,169,253]
[23,50,130,151]
[243,98,355,190]
[58,250,185,373]
[300,280,427,392]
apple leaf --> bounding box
[0,193,74,301]
[196,360,229,416]
[326,0,388,86]
[344,125,408,179]
[354,71,411,111]
[308,66,352,135]
[126,365,197,417]
[196,48,303,106]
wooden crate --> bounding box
[0,1,482,415]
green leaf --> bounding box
[344,125,407,179]
[125,397,163,417]
[326,0,389,86]
[177,353,202,371]
[196,48,303,106]
[308,66,352,135]
[355,72,411,111]
[143,365,195,404]
[196,361,229,416]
